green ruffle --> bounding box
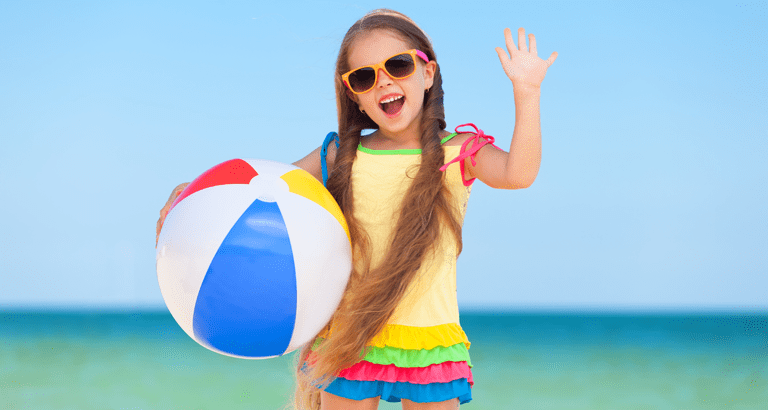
[363,342,473,368]
[313,339,472,368]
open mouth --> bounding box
[379,94,405,117]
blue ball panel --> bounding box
[192,198,297,357]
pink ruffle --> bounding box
[337,360,474,386]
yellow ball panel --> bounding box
[280,169,350,241]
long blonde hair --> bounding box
[293,10,463,409]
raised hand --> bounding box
[495,27,557,90]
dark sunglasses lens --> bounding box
[385,54,415,78]
[349,67,376,92]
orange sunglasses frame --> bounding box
[342,49,430,95]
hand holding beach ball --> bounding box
[156,159,352,359]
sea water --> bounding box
[1,311,765,410]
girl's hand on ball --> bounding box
[156,182,189,246]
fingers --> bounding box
[504,26,556,65]
[156,217,162,246]
[505,27,536,54]
[517,27,528,53]
[169,183,188,201]
[157,183,188,247]
[156,207,168,246]
[503,27,516,56]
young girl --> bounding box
[156,8,556,410]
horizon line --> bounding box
[3,303,767,315]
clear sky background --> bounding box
[1,1,765,311]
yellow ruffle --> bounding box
[319,323,469,351]
[368,323,470,350]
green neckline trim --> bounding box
[357,132,458,155]
[441,132,458,144]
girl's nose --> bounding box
[376,68,394,87]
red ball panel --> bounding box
[170,159,258,212]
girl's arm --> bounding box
[292,142,337,182]
[465,27,557,190]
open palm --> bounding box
[496,27,557,89]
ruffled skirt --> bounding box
[316,323,473,404]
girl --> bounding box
[156,9,556,410]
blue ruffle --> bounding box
[323,377,472,404]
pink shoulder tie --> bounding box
[439,123,502,186]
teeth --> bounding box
[380,95,403,104]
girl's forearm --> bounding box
[505,86,542,188]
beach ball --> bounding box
[156,159,352,359]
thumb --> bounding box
[546,51,558,67]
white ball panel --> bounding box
[243,159,298,179]
[156,185,257,340]
[277,193,352,353]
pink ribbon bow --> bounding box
[439,123,501,186]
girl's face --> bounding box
[346,30,436,140]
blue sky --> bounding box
[1,0,765,311]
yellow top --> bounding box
[351,141,471,333]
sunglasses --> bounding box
[342,49,430,95]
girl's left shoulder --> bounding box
[441,129,501,153]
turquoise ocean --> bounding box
[2,311,766,410]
